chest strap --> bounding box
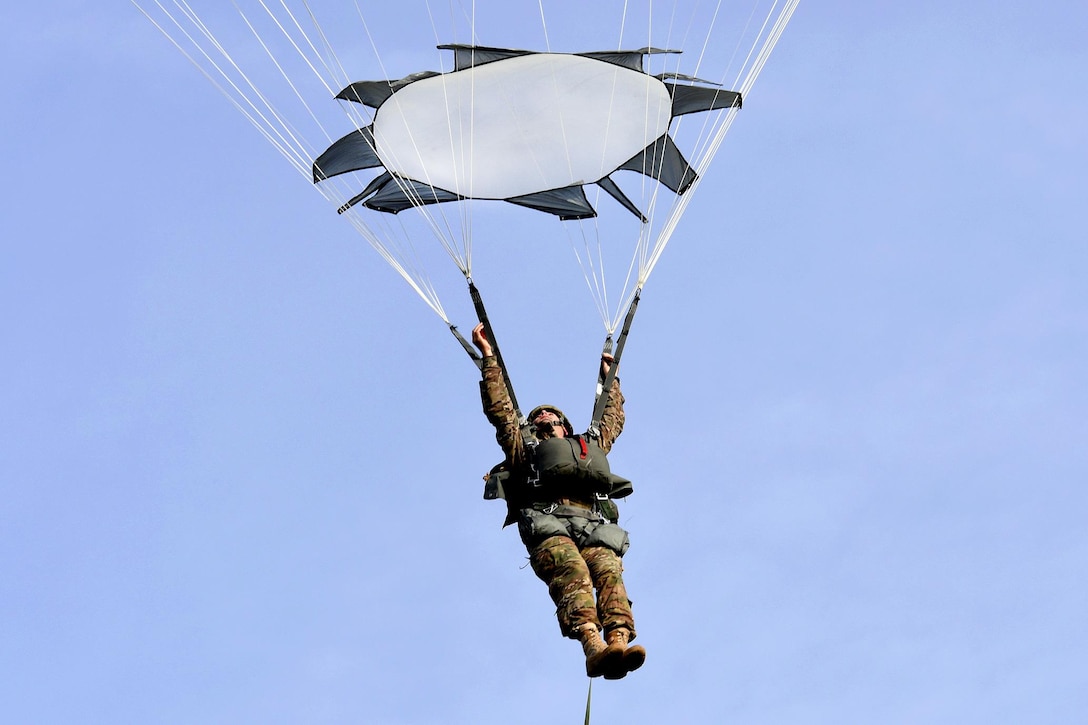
[529,502,603,520]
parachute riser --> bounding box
[589,288,641,439]
[466,279,527,423]
[466,279,540,481]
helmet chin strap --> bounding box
[532,419,557,436]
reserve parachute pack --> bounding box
[535,436,614,492]
[484,434,633,507]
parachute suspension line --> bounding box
[538,6,581,224]
[616,0,630,51]
[138,2,441,320]
[303,1,469,279]
[640,0,800,285]
[582,2,671,334]
[649,0,734,266]
[297,4,389,149]
[678,0,751,167]
[254,0,336,98]
[138,0,312,178]
[317,0,460,316]
[631,123,669,295]
[688,0,727,82]
[340,213,450,322]
[641,101,736,283]
[592,1,651,327]
[664,0,725,163]
[342,179,454,317]
[537,0,552,52]
[464,1,479,272]
[424,0,475,269]
[732,0,786,94]
[606,239,643,334]
[220,3,325,164]
[626,1,680,291]
[423,32,472,272]
[656,0,714,239]
[137,2,459,322]
[637,33,700,288]
[590,287,640,439]
[340,2,471,276]
[621,0,772,290]
[503,0,590,284]
[424,0,480,47]
[658,0,686,70]
[540,0,599,238]
[295,0,353,93]
[241,1,342,148]
[436,0,484,260]
[591,1,635,320]
[670,0,732,180]
[566,221,612,331]
[244,0,376,180]
[743,0,801,97]
[335,193,449,320]
[194,1,312,159]
[390,210,451,309]
[265,0,370,133]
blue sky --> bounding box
[3,2,1086,723]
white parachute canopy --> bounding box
[315,47,737,218]
[136,0,800,333]
[367,53,675,199]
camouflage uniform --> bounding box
[479,356,637,641]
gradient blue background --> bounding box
[3,2,1085,723]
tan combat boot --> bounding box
[578,624,623,678]
[603,628,646,679]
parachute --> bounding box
[136,0,799,355]
[315,46,740,221]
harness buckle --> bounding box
[542,503,558,515]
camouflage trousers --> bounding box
[518,508,636,641]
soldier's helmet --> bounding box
[528,404,574,437]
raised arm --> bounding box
[596,353,625,453]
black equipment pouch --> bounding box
[483,463,510,500]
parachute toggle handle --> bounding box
[589,288,641,440]
[596,335,615,399]
[450,325,483,369]
[466,279,523,414]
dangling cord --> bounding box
[589,287,641,440]
[583,678,593,725]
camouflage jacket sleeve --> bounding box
[595,376,626,453]
[478,356,525,465]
